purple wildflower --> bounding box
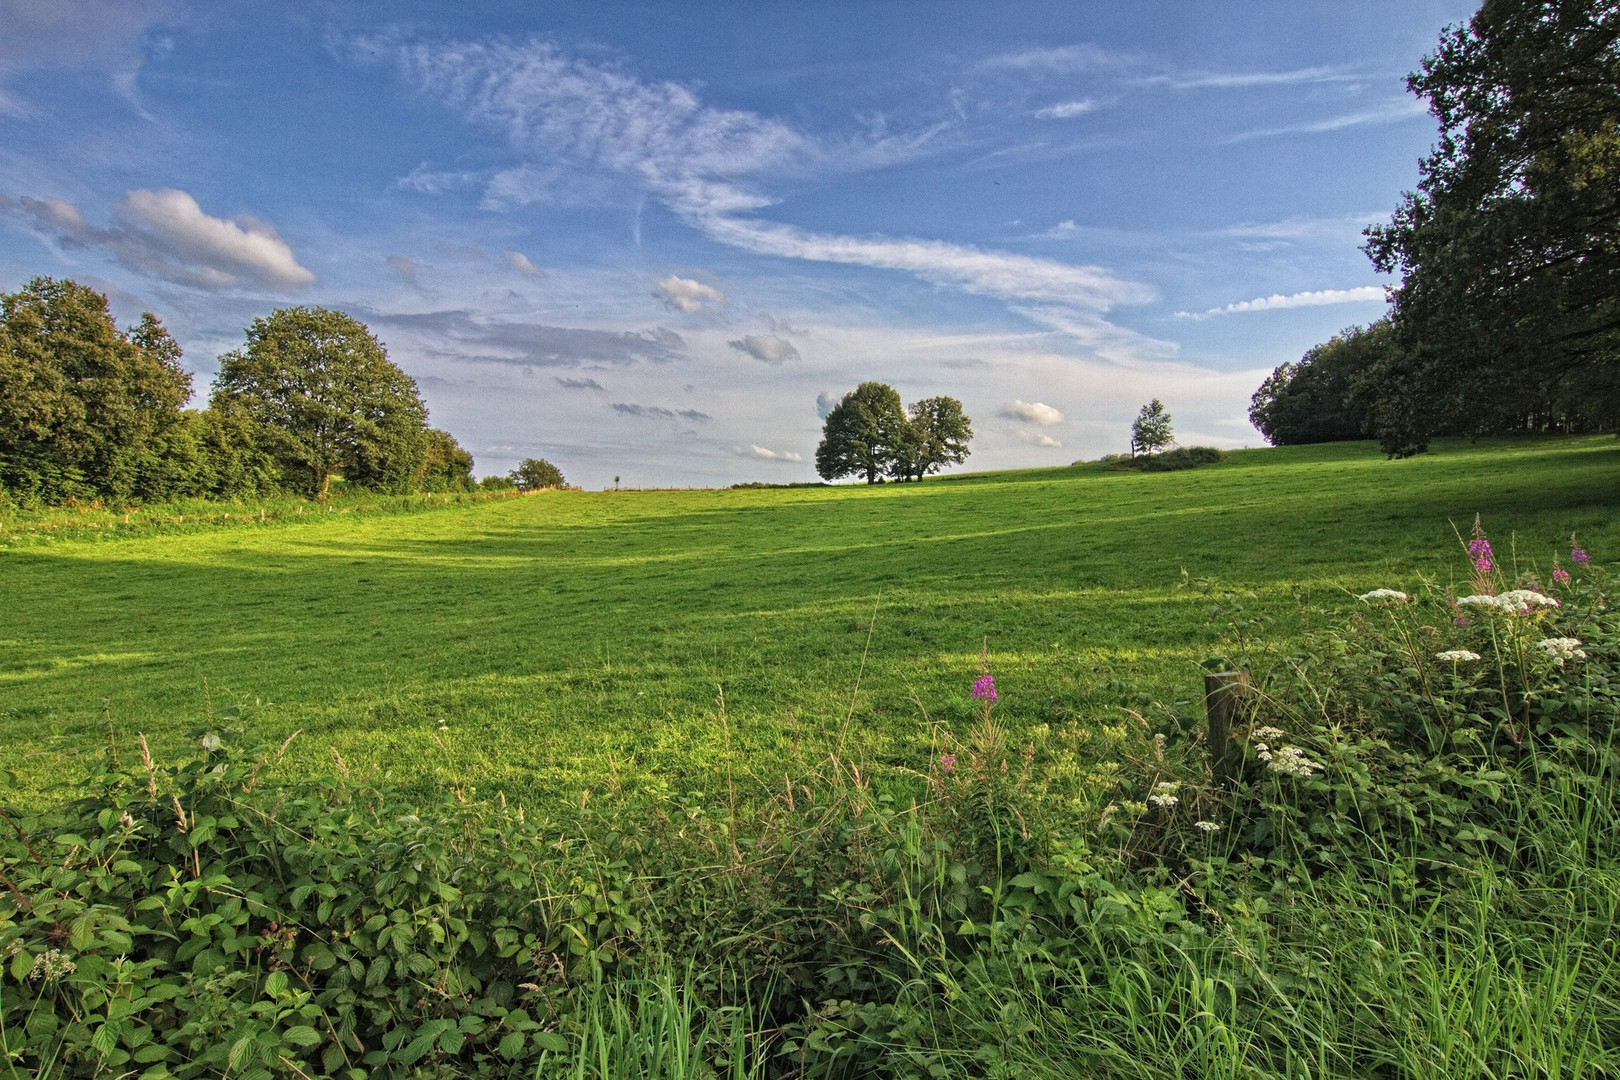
[971,675,997,702]
[1454,617,1470,627]
[1554,567,1571,586]
[1572,534,1590,564]
[1468,517,1495,572]
[939,754,957,773]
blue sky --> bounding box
[0,0,1477,488]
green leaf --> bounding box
[534,1031,567,1053]
[91,1022,120,1056]
[282,1025,322,1048]
[497,1031,525,1059]
[264,970,289,998]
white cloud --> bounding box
[1018,431,1064,448]
[1226,99,1429,142]
[1034,99,1097,120]
[655,275,725,314]
[1,188,315,291]
[746,445,803,462]
[815,390,839,419]
[979,43,1133,73]
[1002,400,1066,426]
[387,254,418,283]
[728,334,800,365]
[504,250,545,276]
[1181,286,1388,318]
[382,38,1153,322]
[395,163,483,195]
[1141,66,1355,91]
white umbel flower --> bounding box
[1536,638,1586,667]
[1358,589,1409,603]
[1435,649,1482,662]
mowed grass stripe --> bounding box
[2,436,1616,803]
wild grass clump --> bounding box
[2,524,1616,1077]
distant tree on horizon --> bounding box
[1249,320,1388,445]
[890,396,974,481]
[509,457,565,490]
[816,382,910,484]
[1130,399,1174,457]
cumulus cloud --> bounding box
[1,188,315,292]
[1034,99,1097,119]
[1180,286,1388,319]
[727,334,800,365]
[504,250,545,276]
[746,445,803,462]
[1018,431,1065,448]
[655,275,725,314]
[1002,400,1066,426]
[555,376,604,390]
[815,390,840,419]
[612,403,711,421]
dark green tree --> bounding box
[1363,0,1620,456]
[0,277,191,504]
[509,457,565,490]
[212,308,430,498]
[417,428,476,492]
[815,382,909,484]
[1130,399,1174,457]
[891,396,973,480]
[1249,319,1390,445]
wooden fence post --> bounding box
[1204,669,1251,787]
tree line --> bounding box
[1252,0,1617,455]
[815,382,973,483]
[0,277,565,507]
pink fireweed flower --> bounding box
[1475,556,1494,572]
[1468,517,1495,572]
[939,754,956,773]
[971,675,997,701]
[1554,567,1572,586]
[1572,534,1590,564]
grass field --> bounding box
[2,435,1617,804]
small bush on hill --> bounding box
[1104,445,1227,471]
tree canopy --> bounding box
[892,396,974,481]
[212,307,432,498]
[816,382,911,484]
[1249,320,1389,446]
[510,458,565,490]
[0,277,191,503]
[1130,400,1174,457]
[1363,0,1620,455]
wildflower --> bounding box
[1458,594,1504,608]
[1266,745,1322,779]
[1194,820,1223,833]
[1358,588,1409,603]
[1553,567,1571,586]
[1435,649,1482,663]
[1536,638,1586,667]
[1572,534,1590,564]
[970,675,997,702]
[1252,726,1286,741]
[1148,782,1180,809]
[28,949,75,983]
[1496,589,1560,613]
[1454,617,1470,627]
[1468,517,1494,572]
[938,754,957,773]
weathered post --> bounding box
[1204,670,1251,787]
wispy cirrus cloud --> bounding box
[1034,99,1097,120]
[1,188,315,291]
[1226,99,1429,142]
[371,37,1156,335]
[612,402,711,422]
[363,308,686,366]
[1179,286,1387,319]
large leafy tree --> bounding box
[212,307,430,498]
[816,382,909,484]
[890,396,974,481]
[1249,319,1390,446]
[1363,0,1620,455]
[0,277,190,503]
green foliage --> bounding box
[815,383,909,484]
[476,474,516,493]
[1104,445,1226,472]
[1364,0,1620,456]
[1128,399,1173,457]
[418,429,477,493]
[0,278,191,505]
[212,308,431,499]
[509,458,565,490]
[1249,319,1389,445]
[889,397,973,482]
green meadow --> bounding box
[3,435,1617,803]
